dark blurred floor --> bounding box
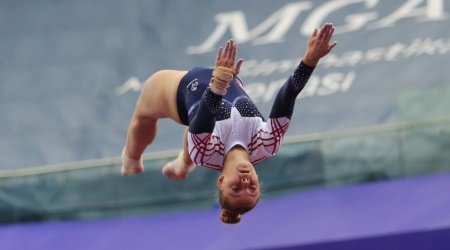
[1,172,450,250]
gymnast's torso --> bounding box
[177,67,290,171]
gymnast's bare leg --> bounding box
[121,69,195,176]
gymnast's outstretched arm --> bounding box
[270,23,337,119]
[253,23,337,160]
[188,40,243,133]
[187,40,243,165]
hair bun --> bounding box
[220,209,241,224]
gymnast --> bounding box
[121,23,337,224]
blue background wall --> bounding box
[1,0,449,170]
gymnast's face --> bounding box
[217,162,260,206]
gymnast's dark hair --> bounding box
[218,189,259,224]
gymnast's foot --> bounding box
[162,151,195,180]
[121,148,144,176]
[162,161,189,180]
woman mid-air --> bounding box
[121,23,337,224]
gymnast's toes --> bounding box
[162,162,188,180]
[121,165,144,176]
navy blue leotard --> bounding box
[176,62,314,170]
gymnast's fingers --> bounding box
[216,47,223,66]
[231,43,237,65]
[234,59,243,75]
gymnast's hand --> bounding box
[215,39,243,75]
[303,23,337,67]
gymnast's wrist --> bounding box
[302,52,320,67]
[209,79,228,95]
[209,66,235,95]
